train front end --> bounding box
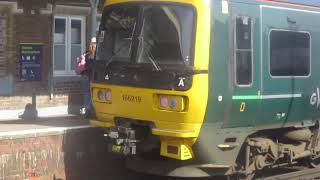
[90,0,211,174]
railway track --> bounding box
[136,168,320,180]
[127,167,320,180]
[262,168,320,180]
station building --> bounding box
[0,0,103,118]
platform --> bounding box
[0,115,134,180]
[0,115,90,138]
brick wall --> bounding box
[0,13,7,76]
[0,8,84,110]
[5,5,16,80]
[0,127,131,180]
[0,1,95,111]
[52,77,83,94]
[13,14,52,94]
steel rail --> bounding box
[263,168,320,180]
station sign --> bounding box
[19,43,43,81]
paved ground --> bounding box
[0,115,89,133]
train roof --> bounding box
[252,0,320,10]
[267,0,320,6]
[104,0,320,9]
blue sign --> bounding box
[20,44,42,81]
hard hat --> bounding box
[91,37,96,43]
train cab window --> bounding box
[235,16,252,85]
[96,7,139,63]
[270,30,310,77]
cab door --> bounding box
[226,2,261,128]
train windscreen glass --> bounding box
[96,5,195,68]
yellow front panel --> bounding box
[92,74,208,137]
[92,0,211,139]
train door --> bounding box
[258,6,312,126]
[225,2,261,128]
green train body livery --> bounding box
[91,0,320,179]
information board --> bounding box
[20,43,42,81]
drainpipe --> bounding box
[89,0,99,39]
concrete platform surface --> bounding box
[0,115,92,139]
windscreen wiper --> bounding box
[136,17,162,72]
[103,40,132,68]
[103,21,137,70]
[93,42,132,70]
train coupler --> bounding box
[104,126,138,155]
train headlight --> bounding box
[160,96,169,108]
[97,90,104,101]
[168,98,177,109]
[105,89,112,102]
[95,89,112,103]
[158,95,186,112]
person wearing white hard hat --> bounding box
[79,37,97,117]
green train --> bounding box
[90,0,320,179]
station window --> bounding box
[270,30,310,77]
[54,16,85,76]
[235,16,252,85]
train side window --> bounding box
[235,16,252,85]
[270,30,310,77]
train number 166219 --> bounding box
[122,95,142,103]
